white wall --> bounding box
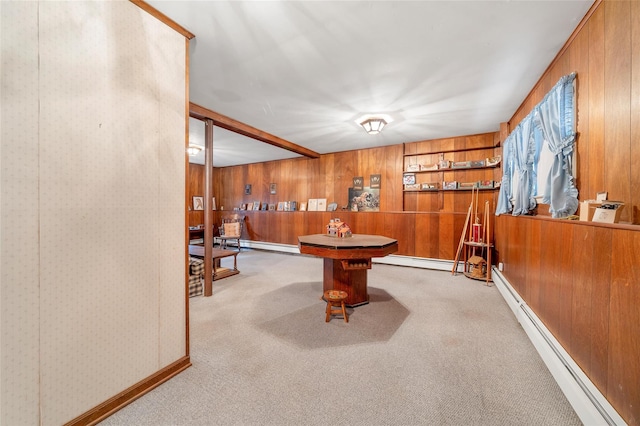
[1,2,187,424]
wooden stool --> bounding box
[324,290,349,323]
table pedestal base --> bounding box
[323,258,371,307]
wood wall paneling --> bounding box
[609,229,640,424]
[631,0,640,225]
[571,18,590,199]
[437,213,455,260]
[570,225,595,374]
[604,0,632,223]
[588,4,606,203]
[188,163,205,227]
[383,213,415,255]
[495,3,640,422]
[414,213,440,259]
[590,226,611,396]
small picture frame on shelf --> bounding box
[268,203,276,211]
[452,161,471,169]
[192,196,204,211]
[299,202,307,211]
[442,181,458,190]
[421,183,438,190]
[459,182,477,189]
[439,160,451,169]
[403,173,416,185]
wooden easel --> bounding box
[452,186,479,274]
[452,187,493,285]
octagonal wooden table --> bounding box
[298,234,398,307]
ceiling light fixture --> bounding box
[359,117,387,135]
[187,144,203,156]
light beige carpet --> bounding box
[101,249,581,426]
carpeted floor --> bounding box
[101,249,581,425]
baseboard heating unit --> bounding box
[492,267,626,426]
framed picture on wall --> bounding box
[212,197,216,210]
[270,183,277,194]
[193,196,204,211]
[353,176,364,190]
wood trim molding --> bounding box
[130,0,196,39]
[185,38,192,356]
[64,357,191,426]
[190,102,321,159]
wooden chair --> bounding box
[215,214,244,251]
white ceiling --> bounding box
[149,0,594,167]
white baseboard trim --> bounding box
[240,240,300,254]
[239,240,464,272]
[372,254,462,272]
[492,267,626,426]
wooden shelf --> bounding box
[403,143,500,157]
[403,187,498,193]
[403,164,500,174]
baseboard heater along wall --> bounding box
[240,240,626,425]
[491,268,626,426]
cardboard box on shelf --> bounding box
[591,202,625,223]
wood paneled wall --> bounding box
[510,0,640,224]
[213,145,405,213]
[197,136,499,259]
[497,1,640,424]
[188,163,205,226]
[496,215,639,425]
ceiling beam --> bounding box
[190,102,320,159]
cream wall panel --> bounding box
[136,1,187,368]
[1,1,187,425]
[0,3,42,425]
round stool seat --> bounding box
[324,290,349,323]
